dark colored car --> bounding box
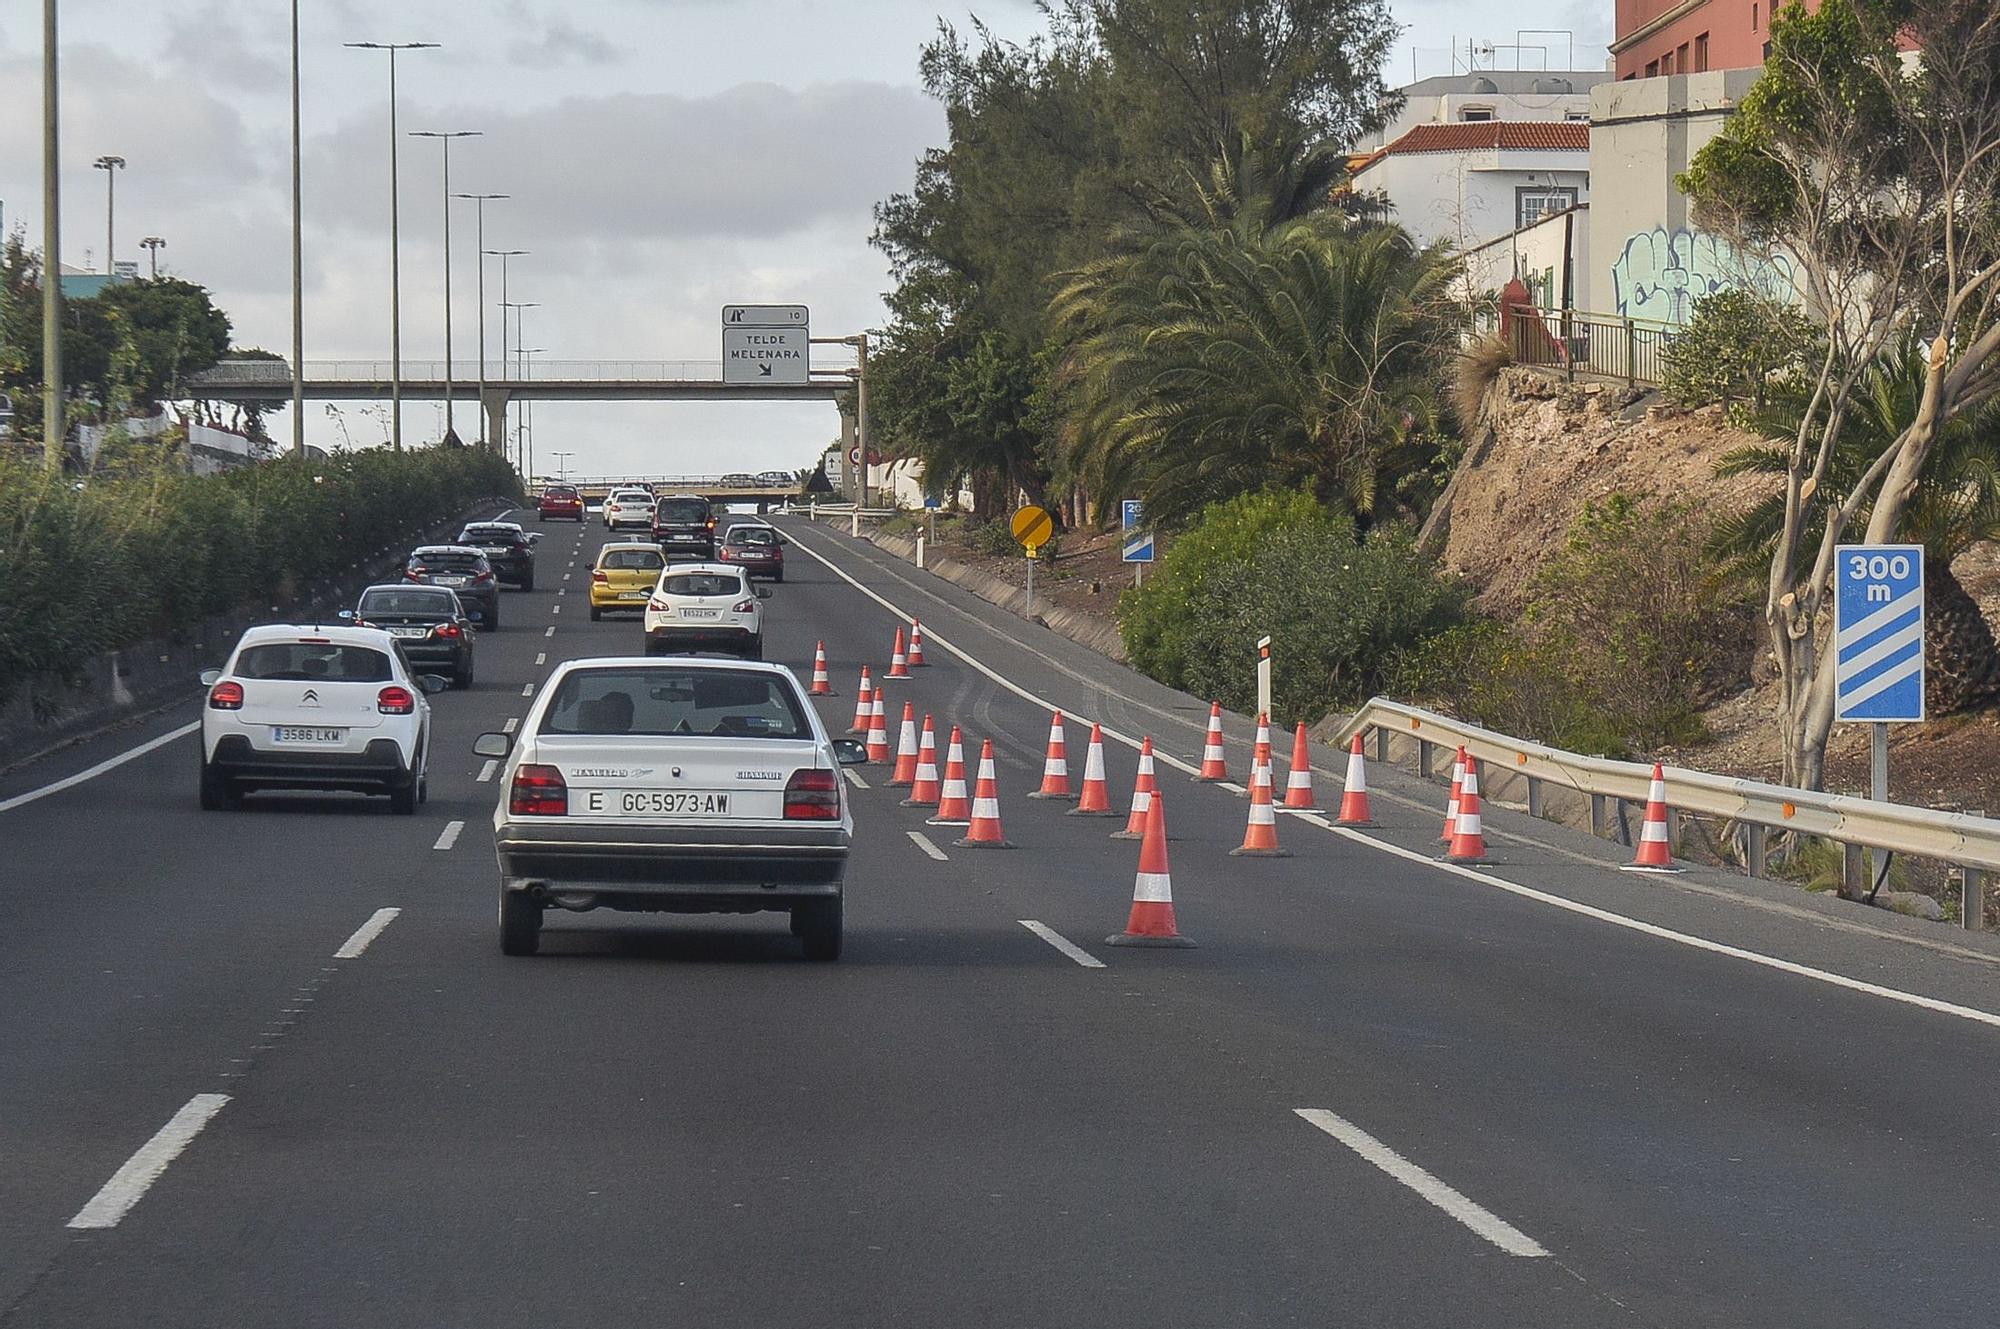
[457,521,539,590]
[717,523,784,582]
[538,485,584,522]
[352,584,476,687]
[405,546,502,630]
[651,494,717,560]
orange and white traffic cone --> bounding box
[849,667,873,734]
[888,701,920,786]
[865,690,891,763]
[1622,763,1683,873]
[885,627,911,680]
[1069,723,1117,817]
[1440,747,1466,842]
[1335,733,1375,826]
[955,739,1014,848]
[1253,712,1272,759]
[928,726,973,826]
[1445,755,1490,864]
[1193,702,1229,781]
[908,618,928,667]
[810,641,834,696]
[1028,711,1074,800]
[1283,722,1319,811]
[1105,790,1194,948]
[1231,741,1290,858]
[1113,737,1159,840]
[902,715,941,808]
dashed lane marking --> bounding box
[522,683,535,697]
[67,1094,231,1230]
[503,718,520,734]
[433,821,465,851]
[842,767,869,790]
[906,830,949,861]
[476,760,498,783]
[334,907,402,959]
[535,652,547,666]
[1019,920,1106,969]
[551,603,561,614]
[545,626,556,638]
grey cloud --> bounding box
[509,18,623,67]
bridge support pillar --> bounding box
[481,387,512,461]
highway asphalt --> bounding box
[4,511,2000,1327]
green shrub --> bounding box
[1661,288,1819,410]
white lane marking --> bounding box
[558,588,567,596]
[0,721,199,815]
[67,1094,231,1230]
[503,718,520,734]
[545,626,556,638]
[906,830,949,861]
[563,572,572,581]
[842,767,868,789]
[789,524,2000,1033]
[476,760,498,783]
[334,906,402,959]
[551,603,561,614]
[433,820,465,851]
[1218,781,1246,794]
[534,652,547,666]
[1019,920,1106,969]
[1294,1109,1547,1257]
[521,683,535,697]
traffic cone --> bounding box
[1445,755,1490,864]
[1231,741,1290,857]
[1069,723,1117,816]
[954,739,1014,848]
[1440,747,1466,842]
[865,690,891,763]
[809,641,834,696]
[849,667,873,734]
[1253,712,1272,760]
[1193,702,1229,781]
[1105,790,1194,948]
[1028,711,1075,799]
[1113,737,1159,840]
[928,726,972,825]
[1622,763,1683,873]
[888,701,920,786]
[885,627,911,679]
[1283,723,1320,811]
[902,715,941,807]
[1335,733,1375,826]
[908,619,928,667]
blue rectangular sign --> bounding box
[1834,544,1925,723]
[1122,499,1144,529]
[1120,499,1152,562]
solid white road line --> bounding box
[433,820,465,851]
[906,829,949,861]
[534,652,547,666]
[842,767,869,790]
[1019,920,1106,969]
[503,717,520,734]
[1294,1109,1548,1258]
[67,1094,231,1230]
[476,759,498,783]
[334,907,402,959]
[0,721,199,816]
[788,523,2000,1034]
[545,626,556,638]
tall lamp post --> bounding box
[344,39,438,451]
[550,449,573,480]
[454,193,508,450]
[93,155,124,275]
[500,299,538,468]
[409,128,479,442]
[41,0,62,468]
[519,346,547,482]
[140,235,165,277]
[290,0,304,459]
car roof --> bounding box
[547,655,793,680]
[463,520,523,532]
[597,540,664,554]
[235,623,399,648]
[657,492,709,501]
[658,562,742,576]
[412,544,484,556]
[359,582,457,596]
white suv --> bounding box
[603,488,656,531]
[641,563,767,659]
[198,623,446,813]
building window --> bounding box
[1517,187,1578,229]
[1661,49,1674,74]
[1565,110,1591,122]
[1677,42,1691,72]
[1695,32,1709,71]
[1753,2,1760,27]
[1647,58,1660,77]
[1460,106,1494,121]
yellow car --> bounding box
[588,543,667,620]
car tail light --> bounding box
[591,570,609,583]
[434,622,462,640]
[648,597,671,612]
[208,680,244,710]
[717,547,734,559]
[405,567,425,581]
[377,685,416,715]
[706,518,717,530]
[473,571,494,584]
[784,768,840,820]
[510,764,568,816]
[733,598,757,613]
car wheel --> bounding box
[418,774,429,806]
[589,605,602,622]
[486,605,502,631]
[456,660,475,689]
[797,896,842,961]
[522,574,535,593]
[388,773,419,815]
[198,759,238,812]
[500,888,542,956]
[743,637,764,662]
[773,571,785,583]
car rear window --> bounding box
[662,572,745,597]
[235,643,393,682]
[544,487,578,499]
[460,528,520,546]
[359,590,457,616]
[655,499,709,522]
[540,667,809,739]
[601,548,665,571]
[728,527,778,546]
[414,552,485,572]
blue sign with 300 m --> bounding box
[1834,543,1925,723]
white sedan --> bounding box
[641,563,768,659]
[474,657,867,959]
[602,488,656,531]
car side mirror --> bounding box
[337,608,356,621]
[756,587,772,600]
[418,674,452,695]
[198,668,222,687]
[526,532,543,545]
[474,732,513,759]
[832,738,868,766]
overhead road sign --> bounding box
[724,327,810,385]
[1835,543,1925,723]
[723,304,809,328]
[1012,505,1054,551]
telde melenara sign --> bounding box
[722,305,810,385]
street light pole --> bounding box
[290,0,304,459]
[93,155,124,275]
[140,236,164,277]
[410,129,479,442]
[455,195,508,451]
[501,299,538,468]
[344,40,438,451]
[520,346,546,482]
[41,0,62,468]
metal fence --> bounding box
[190,356,859,385]
[1475,306,1677,389]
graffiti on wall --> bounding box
[1610,228,1795,326]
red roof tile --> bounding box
[1363,122,1590,163]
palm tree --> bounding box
[1711,336,2000,714]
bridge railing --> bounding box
[192,357,859,384]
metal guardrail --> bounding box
[1340,699,2000,921]
[1475,307,1675,388]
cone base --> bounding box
[1026,791,1078,801]
[1334,817,1377,828]
[953,837,1016,849]
[1230,846,1293,858]
[887,778,915,788]
[1068,807,1121,818]
[810,689,836,697]
[1191,774,1228,783]
[1104,932,1196,948]
[1619,863,1685,875]
[1109,829,1144,840]
[1443,851,1491,865]
[900,798,941,809]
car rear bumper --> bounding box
[397,642,469,671]
[496,822,847,911]
[208,734,413,792]
[644,626,758,652]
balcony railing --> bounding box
[1475,306,1677,389]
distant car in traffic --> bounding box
[537,485,584,522]
[603,488,655,531]
[456,521,540,590]
[473,656,866,958]
[718,472,758,488]
[588,542,667,620]
[199,623,446,813]
[350,584,477,687]
[755,469,797,489]
[643,563,767,659]
[651,493,716,560]
[405,546,503,629]
[716,522,784,582]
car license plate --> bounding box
[436,576,466,586]
[619,591,649,601]
[272,726,345,743]
[480,547,507,557]
[584,790,732,816]
[680,608,721,619]
[388,626,428,638]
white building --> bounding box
[1358,71,1609,151]
[1348,122,1592,251]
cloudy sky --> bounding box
[0,0,1608,476]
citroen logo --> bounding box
[300,689,321,707]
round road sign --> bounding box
[1011,504,1054,551]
